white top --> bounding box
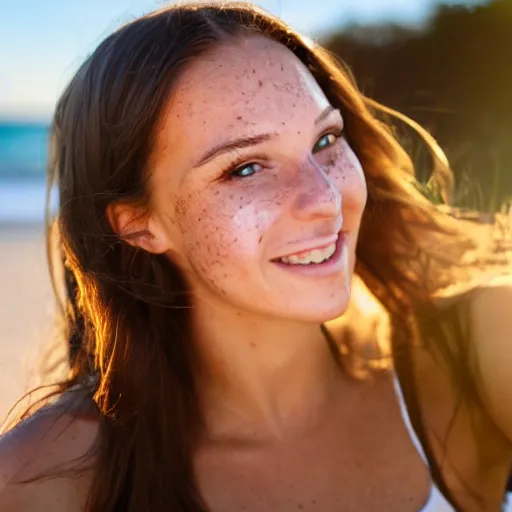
[392,376,456,511]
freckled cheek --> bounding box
[176,192,280,268]
[331,155,368,211]
[176,201,231,261]
[234,179,289,220]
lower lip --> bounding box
[271,233,348,278]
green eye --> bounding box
[314,133,339,153]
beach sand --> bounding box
[0,224,57,421]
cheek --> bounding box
[173,183,286,271]
[330,147,367,211]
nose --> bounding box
[290,154,342,221]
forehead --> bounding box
[155,36,330,161]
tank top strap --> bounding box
[392,373,457,511]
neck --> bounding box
[191,297,343,442]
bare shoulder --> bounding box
[469,273,512,443]
[0,386,100,511]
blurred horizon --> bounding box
[1,0,487,121]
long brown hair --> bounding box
[3,2,508,510]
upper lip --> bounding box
[273,232,344,260]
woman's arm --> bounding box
[471,274,512,443]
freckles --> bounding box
[237,196,254,211]
[174,187,201,223]
[174,195,188,219]
[330,148,361,179]
[272,179,292,202]
[342,154,358,173]
[272,186,289,206]
[324,156,337,174]
[197,207,208,223]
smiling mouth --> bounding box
[270,232,347,277]
[271,232,344,266]
[278,242,337,265]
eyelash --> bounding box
[222,128,345,181]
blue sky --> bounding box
[0,0,482,120]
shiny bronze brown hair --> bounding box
[3,2,509,510]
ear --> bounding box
[106,202,170,254]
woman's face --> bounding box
[149,36,367,322]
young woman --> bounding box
[0,2,511,511]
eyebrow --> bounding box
[192,105,339,169]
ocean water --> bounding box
[0,121,52,223]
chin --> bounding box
[289,291,352,324]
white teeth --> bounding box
[280,243,336,265]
